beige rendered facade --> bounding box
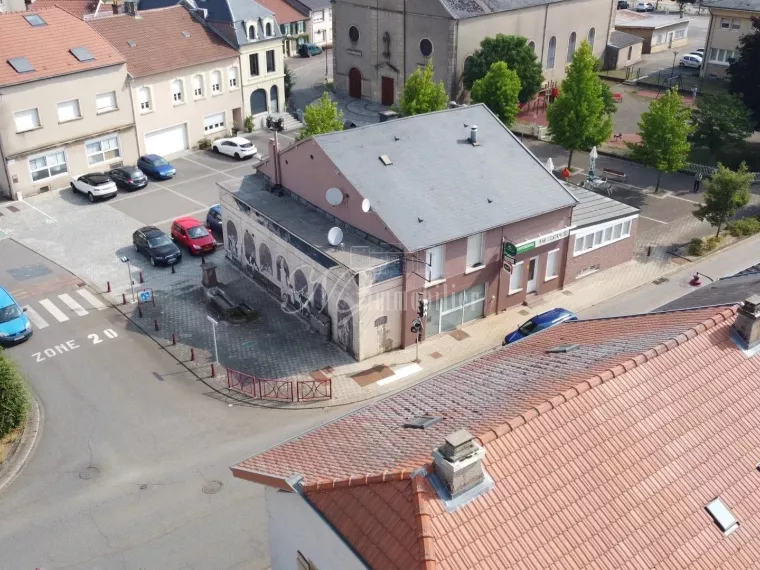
[702,5,758,78]
[240,38,286,128]
[0,63,138,199]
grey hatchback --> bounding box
[132,226,182,266]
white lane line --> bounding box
[58,293,88,317]
[39,298,70,322]
[76,289,107,311]
[151,207,208,227]
[163,186,211,209]
[17,193,57,223]
[23,306,49,329]
[669,194,701,204]
[640,215,669,225]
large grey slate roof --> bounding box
[439,0,569,19]
[616,9,688,28]
[702,0,760,11]
[609,30,645,48]
[567,185,639,229]
[658,262,760,311]
[313,104,578,252]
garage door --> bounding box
[144,124,188,156]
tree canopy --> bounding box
[545,41,614,169]
[728,17,760,129]
[462,34,543,104]
[398,61,449,116]
[691,93,754,162]
[470,62,522,126]
[628,88,693,192]
[693,163,753,237]
[299,93,344,140]
[0,350,29,439]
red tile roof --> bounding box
[253,0,306,24]
[88,5,238,78]
[0,6,125,87]
[28,0,98,18]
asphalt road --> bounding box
[0,239,347,570]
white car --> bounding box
[679,54,703,68]
[635,1,653,10]
[211,137,258,160]
[70,173,117,202]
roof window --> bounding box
[546,344,580,354]
[182,31,190,38]
[7,57,34,74]
[706,498,739,535]
[127,40,136,47]
[379,154,392,166]
[70,47,95,62]
[403,416,442,430]
[24,14,47,27]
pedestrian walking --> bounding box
[693,172,703,193]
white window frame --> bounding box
[228,67,239,89]
[247,20,258,40]
[588,27,595,50]
[266,49,276,73]
[731,18,741,30]
[138,86,152,114]
[720,18,730,29]
[56,99,81,123]
[313,9,323,22]
[509,261,524,294]
[709,48,735,65]
[14,108,41,133]
[85,134,121,166]
[95,91,118,114]
[424,245,445,284]
[675,29,685,39]
[547,36,556,69]
[572,215,636,257]
[545,248,560,282]
[465,232,485,271]
[193,74,205,99]
[171,79,185,105]
[567,31,577,63]
[203,112,225,134]
[211,70,222,94]
[28,147,68,182]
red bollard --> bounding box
[107,281,111,293]
[172,333,176,345]
[139,271,144,284]
[122,293,127,305]
[211,364,216,378]
[190,348,195,361]
[689,272,701,287]
[138,305,143,318]
[154,319,159,331]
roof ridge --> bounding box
[411,475,437,570]
[302,465,433,493]
[474,305,738,448]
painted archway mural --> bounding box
[243,230,256,276]
[276,256,290,285]
[337,299,354,356]
[226,219,239,263]
[313,282,326,314]
[259,243,273,275]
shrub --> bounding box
[244,115,254,133]
[198,137,212,150]
[703,235,721,251]
[727,217,760,237]
[687,238,704,256]
[0,351,30,439]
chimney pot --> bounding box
[470,125,478,145]
[734,295,760,348]
[433,429,486,498]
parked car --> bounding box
[171,216,216,255]
[298,43,323,57]
[108,165,148,191]
[617,0,629,8]
[137,154,176,180]
[0,286,32,345]
[635,1,654,10]
[70,173,117,202]
[679,54,703,68]
[206,205,222,234]
[132,226,182,266]
[693,48,705,56]
[211,137,257,160]
[503,308,578,345]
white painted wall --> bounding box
[266,487,367,570]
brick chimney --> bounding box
[432,429,486,498]
[734,295,760,348]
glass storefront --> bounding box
[426,282,486,336]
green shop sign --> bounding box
[516,242,536,254]
[502,242,517,258]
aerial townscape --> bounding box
[1,0,760,567]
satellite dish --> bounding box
[328,227,344,246]
[361,198,371,213]
[326,187,343,206]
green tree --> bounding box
[691,93,754,162]
[284,64,295,100]
[463,34,543,104]
[694,163,753,237]
[546,41,613,169]
[728,17,760,129]
[0,350,29,439]
[470,62,522,127]
[298,93,344,140]
[398,61,449,116]
[628,88,692,193]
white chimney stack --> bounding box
[470,125,478,145]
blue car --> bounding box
[206,204,222,234]
[503,308,577,345]
[137,154,176,180]
[0,286,32,346]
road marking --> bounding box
[151,207,208,227]
[39,298,70,322]
[17,194,57,223]
[77,289,107,311]
[23,305,49,329]
[669,194,701,204]
[640,215,669,225]
[58,293,88,317]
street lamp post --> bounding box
[207,315,219,364]
[325,45,329,84]
[120,256,136,303]
[671,51,678,80]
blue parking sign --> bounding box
[138,289,153,304]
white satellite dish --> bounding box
[361,198,371,213]
[326,187,343,206]
[327,227,344,246]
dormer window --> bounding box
[248,24,257,40]
[265,21,272,36]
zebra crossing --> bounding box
[23,289,107,330]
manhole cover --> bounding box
[79,466,100,480]
[7,264,53,281]
[202,480,223,494]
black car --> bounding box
[617,0,629,7]
[109,165,148,191]
[132,226,182,266]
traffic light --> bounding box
[418,298,428,319]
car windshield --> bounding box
[0,304,22,323]
[187,226,209,239]
[148,235,173,248]
[152,158,169,167]
[240,143,253,149]
[518,319,538,336]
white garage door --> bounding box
[144,124,188,156]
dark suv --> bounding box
[617,0,629,7]
[109,165,148,191]
[132,226,182,266]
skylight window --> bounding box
[403,416,441,430]
[182,31,190,38]
[546,344,580,354]
[127,40,136,47]
[70,47,95,62]
[379,154,392,166]
[8,57,34,74]
[24,14,47,27]
[706,498,739,535]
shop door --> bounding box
[381,77,394,106]
[526,256,539,294]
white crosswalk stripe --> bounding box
[58,293,89,317]
[23,305,49,330]
[76,289,106,311]
[39,298,70,323]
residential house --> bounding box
[615,9,689,54]
[18,0,99,16]
[702,0,759,78]
[90,4,243,156]
[232,301,760,569]
[218,105,638,359]
[255,0,309,57]
[332,0,616,106]
[0,7,138,199]
[604,29,644,69]
[299,0,331,47]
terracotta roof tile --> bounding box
[88,5,238,78]
[0,6,125,87]
[29,0,98,18]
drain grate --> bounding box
[202,480,223,494]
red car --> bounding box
[171,216,216,255]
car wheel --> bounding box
[213,146,220,153]
[150,256,156,267]
[679,62,684,67]
[70,182,77,192]
[234,152,240,159]
[88,192,95,203]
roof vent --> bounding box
[70,47,95,62]
[127,40,136,47]
[23,13,46,26]
[469,125,479,146]
[546,344,580,354]
[733,295,760,349]
[403,416,441,430]
[379,154,392,166]
[706,498,739,535]
[7,57,34,74]
[182,31,191,38]
[433,429,486,498]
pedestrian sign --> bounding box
[138,289,153,304]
